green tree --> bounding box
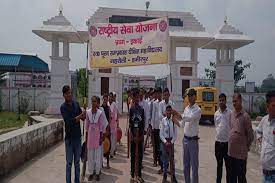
[261,74,275,92]
[204,60,251,86]
[204,61,216,80]
[76,68,88,98]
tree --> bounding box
[204,61,216,80]
[204,59,251,86]
[261,74,275,92]
[76,68,88,98]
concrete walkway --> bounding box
[2,116,262,183]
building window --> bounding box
[48,76,51,80]
[109,15,183,27]
[38,75,43,80]
[169,18,183,26]
[109,15,155,23]
[176,47,191,61]
[33,75,37,80]
[99,68,112,73]
[180,67,193,76]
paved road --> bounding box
[2,116,262,183]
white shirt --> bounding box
[159,100,174,120]
[214,108,231,142]
[256,115,275,170]
[152,99,161,129]
[110,102,118,121]
[148,98,155,123]
[139,99,150,130]
[160,116,177,144]
[179,104,202,137]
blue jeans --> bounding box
[65,138,81,183]
[161,142,175,176]
[263,174,275,183]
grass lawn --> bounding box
[0,111,28,130]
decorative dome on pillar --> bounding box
[43,5,71,26]
[202,17,254,49]
[219,16,243,35]
[32,5,84,43]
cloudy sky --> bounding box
[0,0,274,85]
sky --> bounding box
[0,0,275,85]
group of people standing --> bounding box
[213,91,275,183]
[60,85,120,183]
[127,87,191,183]
[60,84,275,183]
[127,87,275,183]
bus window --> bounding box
[202,91,214,102]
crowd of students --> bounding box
[60,84,275,183]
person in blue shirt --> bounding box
[60,85,86,183]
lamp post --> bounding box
[145,1,150,17]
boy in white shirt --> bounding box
[160,105,178,183]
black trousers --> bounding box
[228,156,247,183]
[153,129,162,167]
[131,140,143,177]
[215,141,230,183]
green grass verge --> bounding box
[0,111,28,129]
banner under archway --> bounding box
[89,17,169,69]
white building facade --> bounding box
[123,74,155,92]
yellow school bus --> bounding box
[183,87,218,124]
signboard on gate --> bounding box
[88,17,169,69]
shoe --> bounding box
[137,177,144,183]
[110,155,114,159]
[171,175,178,183]
[96,174,100,181]
[107,164,110,169]
[158,168,163,174]
[130,177,135,183]
[172,177,178,183]
[153,161,157,167]
[88,174,93,181]
[162,174,167,183]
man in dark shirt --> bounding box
[129,88,145,183]
[60,85,86,183]
[101,94,111,168]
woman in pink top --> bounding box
[85,96,107,181]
